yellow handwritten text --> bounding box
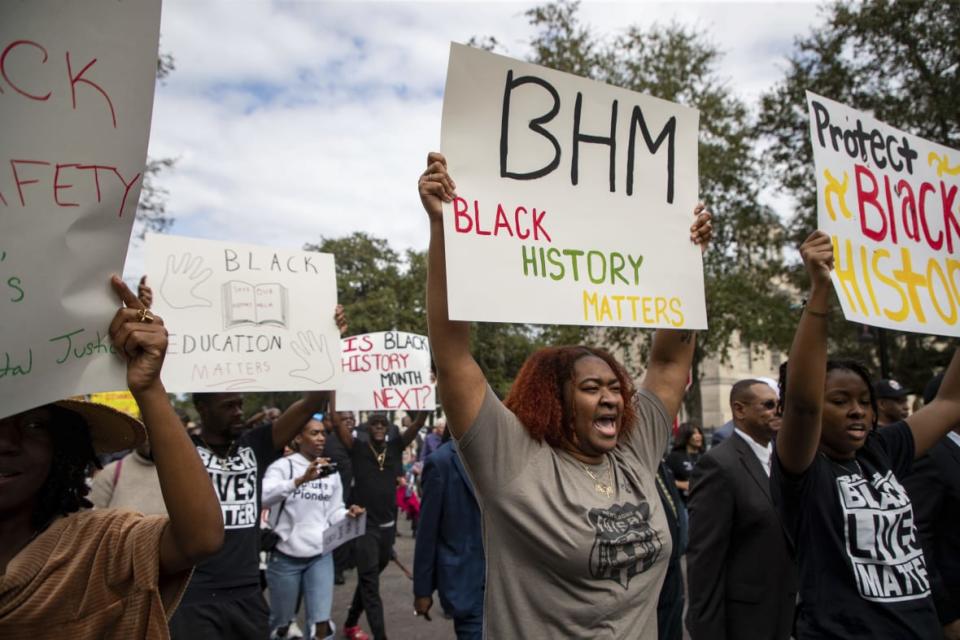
[582,290,684,326]
[832,236,960,326]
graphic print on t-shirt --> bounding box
[200,446,259,529]
[587,501,662,589]
[837,470,931,602]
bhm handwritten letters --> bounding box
[146,234,342,392]
[809,92,960,337]
[0,0,161,418]
[440,43,705,329]
[337,331,435,411]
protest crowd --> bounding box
[3,3,960,640]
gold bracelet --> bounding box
[804,307,829,318]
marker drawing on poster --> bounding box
[440,43,705,329]
[808,92,960,337]
[0,0,162,419]
[146,234,342,392]
[337,331,435,411]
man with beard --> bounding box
[335,411,426,640]
[168,392,332,639]
[686,379,798,640]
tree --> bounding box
[475,1,796,420]
[304,232,412,335]
[757,0,960,390]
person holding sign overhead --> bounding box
[334,410,427,640]
[772,230,960,639]
[0,276,224,639]
[418,152,712,639]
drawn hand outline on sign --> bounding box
[289,330,335,384]
[159,253,213,309]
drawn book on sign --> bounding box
[222,281,289,329]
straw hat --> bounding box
[52,399,146,453]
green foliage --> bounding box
[304,232,415,335]
[757,0,960,390]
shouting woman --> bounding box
[418,152,711,638]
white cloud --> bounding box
[125,0,824,280]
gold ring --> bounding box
[137,308,155,323]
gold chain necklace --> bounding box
[580,458,614,497]
[199,435,237,460]
[368,441,386,471]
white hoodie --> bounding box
[262,453,348,557]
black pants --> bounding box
[345,525,396,640]
[169,588,269,640]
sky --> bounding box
[123,0,825,280]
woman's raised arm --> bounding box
[776,231,834,475]
[419,152,487,439]
[107,275,224,575]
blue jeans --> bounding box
[266,550,334,638]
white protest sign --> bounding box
[323,512,366,554]
[146,234,342,392]
[0,0,161,419]
[808,92,960,337]
[440,43,704,329]
[337,331,435,411]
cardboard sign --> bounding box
[337,331,435,411]
[323,512,366,553]
[0,0,161,419]
[146,234,342,392]
[440,43,705,329]
[808,92,960,337]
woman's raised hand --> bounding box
[418,152,457,223]
[108,275,168,394]
[690,202,713,253]
[799,230,834,291]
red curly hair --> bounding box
[504,345,638,449]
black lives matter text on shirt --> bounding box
[838,469,930,602]
[185,423,280,596]
[771,421,940,639]
[200,446,260,529]
[587,501,663,590]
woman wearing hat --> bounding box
[0,276,225,639]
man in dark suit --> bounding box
[904,373,960,640]
[686,379,797,640]
[412,438,484,639]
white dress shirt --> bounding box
[734,427,773,477]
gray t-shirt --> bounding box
[458,386,672,639]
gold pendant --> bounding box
[595,482,613,497]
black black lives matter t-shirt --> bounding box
[350,429,404,527]
[771,421,939,639]
[183,423,279,599]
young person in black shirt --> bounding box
[169,308,346,639]
[334,410,426,640]
[168,390,332,639]
[773,230,960,639]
